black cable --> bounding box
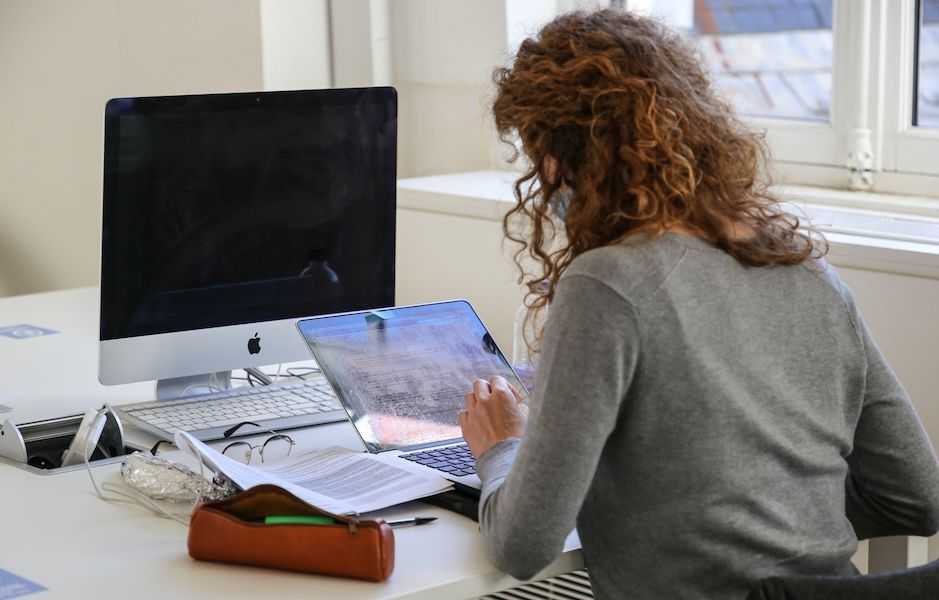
[149,440,173,456]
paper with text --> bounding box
[176,432,452,514]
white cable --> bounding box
[99,477,191,526]
[86,453,192,526]
[83,414,194,526]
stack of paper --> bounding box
[176,432,452,515]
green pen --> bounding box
[264,515,336,525]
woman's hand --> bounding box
[459,376,529,459]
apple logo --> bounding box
[247,333,261,355]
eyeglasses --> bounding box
[220,421,296,465]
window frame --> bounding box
[881,0,939,176]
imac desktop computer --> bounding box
[98,87,397,440]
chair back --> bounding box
[746,559,939,600]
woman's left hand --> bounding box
[459,376,529,459]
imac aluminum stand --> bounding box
[155,372,232,401]
[154,368,272,401]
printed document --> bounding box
[176,432,452,514]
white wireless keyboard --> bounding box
[117,378,347,441]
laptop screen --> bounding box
[297,301,526,453]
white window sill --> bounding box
[398,170,519,220]
[398,171,939,280]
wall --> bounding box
[397,209,526,359]
[389,1,565,179]
[260,0,332,91]
[0,0,264,297]
[330,0,392,88]
[390,1,507,178]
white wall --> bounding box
[397,208,525,356]
[260,0,332,91]
[388,0,570,176]
[0,0,264,298]
[330,0,392,88]
[390,1,508,178]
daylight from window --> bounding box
[917,0,939,127]
[639,0,833,121]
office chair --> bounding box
[746,558,939,600]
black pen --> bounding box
[387,517,438,529]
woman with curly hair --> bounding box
[458,9,939,599]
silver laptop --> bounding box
[297,300,528,492]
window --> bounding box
[686,0,833,122]
[622,0,939,197]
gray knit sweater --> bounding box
[476,232,939,600]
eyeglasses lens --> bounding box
[222,441,254,464]
[260,435,294,464]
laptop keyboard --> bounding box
[401,444,477,477]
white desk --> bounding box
[0,287,583,599]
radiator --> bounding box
[479,569,593,599]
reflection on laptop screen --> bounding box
[297,301,524,452]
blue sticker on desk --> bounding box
[0,325,58,340]
[0,570,45,599]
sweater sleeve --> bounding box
[475,274,640,580]
[844,299,939,539]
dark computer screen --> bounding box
[100,88,396,341]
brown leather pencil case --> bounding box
[188,484,395,582]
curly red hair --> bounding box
[493,9,825,349]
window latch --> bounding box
[846,128,874,190]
